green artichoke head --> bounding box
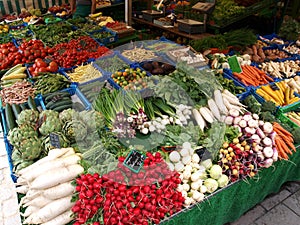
[19,136,42,161]
[59,108,76,124]
[39,110,62,136]
[7,124,38,147]
[16,109,39,127]
[63,120,88,143]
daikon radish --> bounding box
[199,107,215,123]
[15,184,29,194]
[40,210,73,225]
[23,189,40,201]
[30,164,84,190]
[23,195,52,208]
[43,182,75,200]
[207,98,221,121]
[23,196,74,224]
[18,148,72,176]
[192,108,206,131]
[214,89,228,115]
[22,205,40,218]
[20,154,81,182]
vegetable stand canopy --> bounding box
[160,146,300,225]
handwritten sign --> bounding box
[49,133,61,149]
[123,150,146,173]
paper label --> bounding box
[123,150,146,173]
[228,55,242,73]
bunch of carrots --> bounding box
[256,81,300,106]
[232,65,273,86]
[273,122,296,160]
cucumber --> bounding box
[11,104,22,120]
[49,99,72,110]
[46,97,71,109]
[52,104,73,112]
[20,102,28,110]
[27,96,37,110]
[45,91,71,103]
[5,103,17,132]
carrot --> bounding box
[275,137,289,160]
[273,122,293,137]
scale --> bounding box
[191,0,216,32]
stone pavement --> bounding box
[0,125,299,225]
[0,132,21,225]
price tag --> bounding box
[195,147,206,159]
[270,83,280,91]
[49,133,61,149]
[123,150,146,173]
[228,55,242,73]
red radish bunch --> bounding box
[72,173,104,225]
[72,152,184,225]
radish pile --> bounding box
[72,152,184,225]
[16,148,84,225]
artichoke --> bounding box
[8,124,38,147]
[59,108,76,124]
[16,109,39,126]
[62,120,88,143]
[39,110,62,136]
[19,135,42,160]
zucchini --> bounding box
[20,102,28,110]
[52,104,73,112]
[45,91,71,103]
[28,96,37,110]
[49,99,72,110]
[11,104,22,120]
[45,97,71,109]
[5,103,17,132]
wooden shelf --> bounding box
[132,17,212,40]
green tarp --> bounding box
[161,150,300,225]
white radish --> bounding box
[30,164,84,190]
[18,148,73,176]
[24,196,74,224]
[222,91,247,108]
[21,205,40,218]
[40,210,73,225]
[192,108,206,131]
[229,108,240,117]
[207,98,221,121]
[169,151,181,163]
[263,147,274,158]
[20,154,81,182]
[199,107,215,123]
[43,182,75,200]
[23,195,52,208]
[15,185,29,194]
[214,89,228,115]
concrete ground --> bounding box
[0,127,299,225]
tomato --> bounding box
[47,61,58,72]
[37,67,48,73]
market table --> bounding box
[160,147,300,225]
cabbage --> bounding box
[204,178,218,193]
[209,164,223,179]
[217,174,229,188]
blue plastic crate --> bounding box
[108,63,151,91]
[89,27,117,45]
[3,136,17,182]
[223,68,250,91]
[93,50,133,74]
[40,85,92,111]
[0,97,44,137]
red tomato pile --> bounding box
[0,42,21,70]
[0,40,52,71]
[72,152,184,225]
[49,36,109,68]
[18,39,51,63]
[28,58,59,77]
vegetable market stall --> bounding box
[1,6,300,224]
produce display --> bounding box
[1,7,300,224]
